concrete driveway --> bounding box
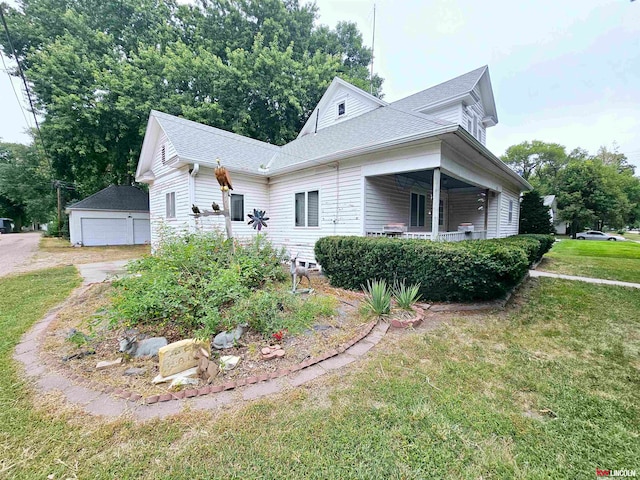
[0,232,41,277]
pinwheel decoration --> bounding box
[247,209,269,231]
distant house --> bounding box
[543,195,567,235]
[136,65,531,265]
[66,185,150,246]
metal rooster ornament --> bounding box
[247,209,269,231]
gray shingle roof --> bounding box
[68,185,149,211]
[268,106,454,171]
[390,66,487,112]
[152,111,279,172]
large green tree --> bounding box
[519,191,553,234]
[0,141,55,228]
[1,0,382,196]
[501,140,567,190]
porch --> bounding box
[363,167,499,242]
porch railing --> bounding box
[365,231,487,242]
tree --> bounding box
[1,0,383,196]
[0,141,55,228]
[501,140,567,194]
[519,191,553,234]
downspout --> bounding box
[334,162,340,234]
[188,163,200,231]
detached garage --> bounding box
[67,185,150,246]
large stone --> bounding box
[96,358,123,370]
[158,339,210,377]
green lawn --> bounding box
[538,239,640,283]
[2,270,639,478]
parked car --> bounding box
[576,230,626,241]
[0,218,14,234]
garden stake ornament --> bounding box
[289,253,311,293]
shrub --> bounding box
[110,231,287,332]
[393,280,421,310]
[362,279,392,316]
[226,287,336,338]
[314,235,550,302]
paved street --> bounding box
[0,232,41,277]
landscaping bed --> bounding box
[42,270,369,398]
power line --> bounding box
[0,3,51,168]
[0,49,33,132]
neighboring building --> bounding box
[66,185,151,246]
[543,195,567,235]
[136,66,531,265]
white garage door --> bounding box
[81,218,127,246]
[133,219,151,244]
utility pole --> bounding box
[56,181,62,237]
[370,3,376,95]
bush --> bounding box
[226,287,336,338]
[315,235,554,302]
[362,279,392,316]
[110,231,287,332]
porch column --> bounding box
[431,168,441,241]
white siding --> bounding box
[462,85,487,145]
[447,190,486,232]
[364,175,409,232]
[423,103,462,125]
[149,168,190,245]
[268,162,362,264]
[315,87,380,133]
[486,191,499,239]
[193,168,269,241]
[150,132,178,178]
[499,188,520,237]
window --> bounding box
[161,145,166,165]
[508,200,513,224]
[230,194,244,221]
[410,193,426,227]
[165,192,176,218]
[295,190,319,227]
[337,101,346,116]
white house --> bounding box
[135,66,531,265]
[67,185,151,246]
[543,195,567,235]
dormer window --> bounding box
[337,101,346,117]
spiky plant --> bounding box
[393,280,422,310]
[361,279,392,316]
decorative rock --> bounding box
[220,355,241,371]
[96,358,123,370]
[158,339,210,377]
[123,367,147,377]
[169,376,199,388]
[152,366,199,384]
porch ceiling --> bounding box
[396,171,476,190]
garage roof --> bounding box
[67,185,149,212]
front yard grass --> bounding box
[2,270,639,478]
[538,239,640,283]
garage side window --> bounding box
[166,192,176,219]
[230,194,244,221]
[508,200,513,224]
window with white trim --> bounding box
[337,101,346,117]
[230,194,244,221]
[508,200,513,224]
[295,190,319,227]
[165,192,176,218]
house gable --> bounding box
[297,77,387,138]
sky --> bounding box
[1,0,639,168]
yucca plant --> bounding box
[361,279,392,316]
[393,280,422,310]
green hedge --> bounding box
[314,235,554,302]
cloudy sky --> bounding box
[1,0,639,168]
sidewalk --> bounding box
[529,270,640,289]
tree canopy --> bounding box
[502,141,640,236]
[1,0,383,197]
